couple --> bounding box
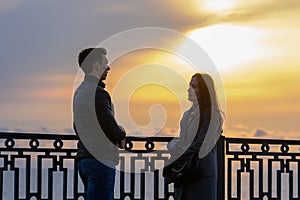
[73,47,225,200]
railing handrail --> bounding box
[0,132,77,140]
[2,131,299,143]
[0,132,175,141]
[225,136,300,144]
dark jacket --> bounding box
[167,105,219,199]
[73,75,125,166]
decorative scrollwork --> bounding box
[261,143,270,152]
[4,138,15,149]
[125,140,133,150]
[53,139,63,149]
[29,138,39,149]
[280,143,289,154]
[241,142,250,152]
[145,140,155,151]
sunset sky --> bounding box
[0,0,299,139]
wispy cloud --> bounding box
[254,129,268,137]
[0,127,10,132]
[0,0,25,13]
[224,123,300,140]
[206,0,300,27]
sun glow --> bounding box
[183,24,265,72]
[202,0,236,12]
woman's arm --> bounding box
[181,109,211,158]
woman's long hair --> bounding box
[192,73,215,118]
[192,73,225,158]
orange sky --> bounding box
[0,0,299,139]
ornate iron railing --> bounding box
[0,132,81,200]
[0,132,299,199]
[225,137,300,200]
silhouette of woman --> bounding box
[166,73,225,200]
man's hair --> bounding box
[77,47,107,74]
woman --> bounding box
[167,73,225,200]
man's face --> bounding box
[99,55,110,80]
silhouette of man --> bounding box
[73,47,126,199]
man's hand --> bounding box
[119,125,125,133]
[118,125,126,149]
[119,138,126,149]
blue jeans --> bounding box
[77,158,116,200]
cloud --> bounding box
[156,128,178,137]
[229,124,250,131]
[37,126,50,133]
[254,129,268,137]
[13,128,26,133]
[131,131,144,136]
[0,127,10,132]
[0,0,25,13]
[63,128,75,134]
[1,0,206,100]
[220,0,300,27]
[90,0,220,32]
[224,123,300,140]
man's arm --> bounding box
[95,89,126,144]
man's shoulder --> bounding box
[74,80,111,100]
[77,80,97,89]
[96,86,110,100]
[74,82,95,95]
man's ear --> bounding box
[94,61,106,77]
[93,62,101,70]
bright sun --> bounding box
[202,0,236,12]
[180,24,264,72]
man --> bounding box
[73,47,126,199]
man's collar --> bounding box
[98,80,106,88]
[84,75,106,88]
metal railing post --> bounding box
[217,135,225,200]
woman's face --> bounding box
[188,77,199,102]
